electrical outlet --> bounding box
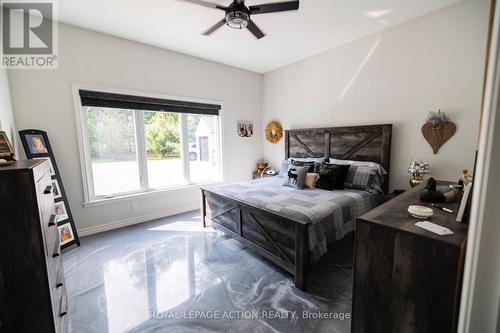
[131,202,138,212]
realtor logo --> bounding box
[1,0,58,68]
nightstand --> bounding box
[252,171,278,179]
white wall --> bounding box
[460,1,500,329]
[8,23,262,234]
[262,0,490,191]
[0,69,17,155]
[468,73,500,333]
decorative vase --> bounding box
[408,158,430,187]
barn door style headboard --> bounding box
[285,124,392,193]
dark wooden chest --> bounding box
[0,160,67,333]
[352,182,467,333]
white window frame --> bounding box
[72,84,224,206]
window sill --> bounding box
[82,180,223,208]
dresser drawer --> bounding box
[47,252,64,291]
[33,159,51,183]
[48,281,67,333]
[36,170,55,227]
[44,215,59,257]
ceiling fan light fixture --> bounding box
[190,0,299,38]
[225,11,249,29]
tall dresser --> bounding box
[0,160,67,333]
[352,182,468,333]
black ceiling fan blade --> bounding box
[247,20,265,39]
[181,0,227,10]
[202,18,227,35]
[249,1,299,15]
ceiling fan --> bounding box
[181,0,299,39]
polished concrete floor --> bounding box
[63,211,354,333]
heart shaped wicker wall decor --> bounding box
[421,121,456,154]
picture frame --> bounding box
[33,157,56,176]
[457,183,472,223]
[58,223,76,246]
[20,129,80,249]
[54,201,69,223]
[25,133,49,155]
[237,121,253,137]
[0,131,15,159]
[52,179,62,199]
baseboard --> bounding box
[77,204,199,237]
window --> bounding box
[76,89,222,202]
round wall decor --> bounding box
[265,121,283,144]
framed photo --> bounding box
[33,157,56,176]
[0,131,14,158]
[25,133,48,155]
[51,179,62,199]
[58,223,75,246]
[237,121,253,137]
[54,201,69,223]
[457,183,472,222]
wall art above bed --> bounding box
[237,121,253,137]
[265,121,283,143]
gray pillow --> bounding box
[343,165,385,193]
[282,165,309,190]
[329,158,387,191]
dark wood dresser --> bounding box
[352,182,468,333]
[0,160,67,333]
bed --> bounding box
[201,124,392,290]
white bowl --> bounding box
[408,205,433,219]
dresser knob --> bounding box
[48,215,56,227]
[44,185,53,194]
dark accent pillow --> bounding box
[314,163,351,190]
[290,159,315,172]
[282,165,309,190]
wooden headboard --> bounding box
[285,124,392,193]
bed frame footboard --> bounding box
[201,188,310,290]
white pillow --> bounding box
[288,157,325,164]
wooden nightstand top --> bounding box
[359,181,467,247]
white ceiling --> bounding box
[57,0,462,73]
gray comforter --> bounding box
[208,177,383,263]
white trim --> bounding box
[458,2,500,332]
[71,83,224,204]
[180,113,190,181]
[81,180,222,208]
[77,204,199,237]
[216,109,225,181]
[72,86,95,203]
[134,110,149,190]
